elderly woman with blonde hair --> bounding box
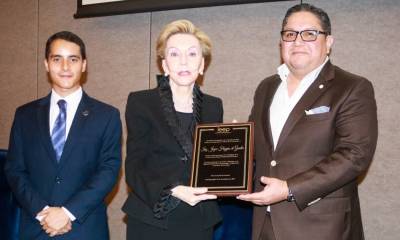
[122,19,223,240]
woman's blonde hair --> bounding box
[156,19,211,60]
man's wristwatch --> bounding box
[287,188,296,202]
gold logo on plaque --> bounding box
[216,127,231,134]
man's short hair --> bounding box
[45,31,86,60]
[282,3,331,35]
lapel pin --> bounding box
[82,110,89,117]
[319,84,324,89]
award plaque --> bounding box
[190,122,253,196]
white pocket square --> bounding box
[305,106,330,115]
[307,197,321,206]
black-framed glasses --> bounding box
[280,30,328,42]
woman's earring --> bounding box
[164,72,169,77]
[199,71,203,75]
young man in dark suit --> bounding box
[238,4,378,240]
[5,31,122,239]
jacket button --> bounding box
[270,160,277,167]
[55,177,62,184]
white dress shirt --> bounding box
[270,57,329,149]
[49,87,83,138]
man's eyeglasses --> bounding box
[280,30,328,42]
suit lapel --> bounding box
[261,76,281,150]
[37,94,59,167]
[58,92,91,169]
[158,75,196,161]
[275,62,335,152]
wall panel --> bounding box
[0,0,38,148]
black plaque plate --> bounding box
[190,122,253,196]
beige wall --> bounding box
[1,0,399,239]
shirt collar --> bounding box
[51,87,83,107]
[277,57,329,84]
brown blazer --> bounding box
[250,61,378,240]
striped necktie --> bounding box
[51,100,67,162]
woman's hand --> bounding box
[171,185,217,206]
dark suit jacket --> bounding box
[250,62,378,240]
[5,92,122,240]
[122,86,223,230]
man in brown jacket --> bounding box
[238,3,378,240]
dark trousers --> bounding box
[126,216,213,240]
